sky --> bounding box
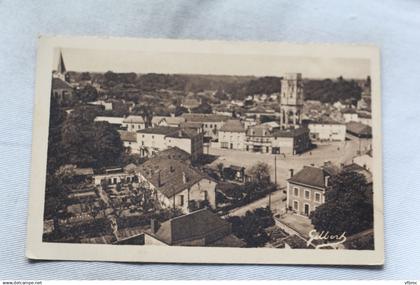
[53,48,370,79]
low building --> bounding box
[144,209,245,247]
[307,117,346,141]
[93,166,138,186]
[218,119,246,150]
[87,100,113,111]
[346,122,372,138]
[287,164,339,216]
[244,124,310,155]
[137,158,217,213]
[154,146,191,162]
[342,108,358,123]
[94,116,125,127]
[123,115,146,131]
[151,116,185,128]
[137,126,203,161]
[357,112,372,126]
[182,113,230,140]
[353,153,373,172]
[118,130,139,154]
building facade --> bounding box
[182,113,230,140]
[123,115,146,131]
[218,119,247,150]
[307,121,346,141]
[286,165,338,216]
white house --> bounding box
[218,119,246,150]
[123,115,146,131]
[307,118,346,141]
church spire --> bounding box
[57,50,66,74]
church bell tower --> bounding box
[279,73,304,129]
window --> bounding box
[178,195,184,206]
[304,190,310,200]
[152,135,154,139]
[293,200,299,211]
[315,192,321,203]
[293,187,299,197]
[202,191,208,201]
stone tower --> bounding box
[279,73,304,129]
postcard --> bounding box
[26,36,383,265]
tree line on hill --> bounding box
[71,71,367,104]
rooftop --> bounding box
[288,165,339,189]
[182,113,231,123]
[154,147,191,161]
[219,119,246,133]
[137,157,210,198]
[118,130,137,142]
[52,77,72,89]
[148,209,243,246]
[123,115,145,124]
[346,122,372,137]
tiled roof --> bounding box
[182,113,230,123]
[118,130,137,142]
[151,209,231,245]
[166,128,198,139]
[137,126,181,135]
[151,116,185,126]
[272,127,309,138]
[137,157,209,198]
[155,147,191,161]
[246,124,272,137]
[123,115,145,124]
[346,122,372,136]
[219,120,245,133]
[288,165,338,189]
[52,77,72,89]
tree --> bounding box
[61,107,124,168]
[310,170,373,235]
[227,207,274,247]
[191,102,212,114]
[248,162,271,184]
[132,104,153,128]
[76,84,98,102]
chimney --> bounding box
[325,175,330,187]
[289,168,294,178]
[178,130,182,137]
[157,170,162,187]
[182,171,187,184]
[150,219,160,234]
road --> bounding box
[224,189,287,217]
[209,137,372,187]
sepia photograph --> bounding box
[26,37,383,265]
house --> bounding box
[357,112,372,126]
[271,127,311,155]
[346,122,372,138]
[306,117,346,141]
[93,166,139,186]
[122,115,146,131]
[287,164,339,216]
[118,130,139,154]
[51,77,74,104]
[144,208,245,247]
[151,116,185,128]
[218,119,246,150]
[342,108,359,123]
[137,126,203,161]
[154,146,191,163]
[333,101,346,110]
[353,153,373,172]
[137,158,217,213]
[94,116,125,127]
[87,100,113,111]
[244,124,310,155]
[182,113,230,140]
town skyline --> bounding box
[53,48,371,79]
